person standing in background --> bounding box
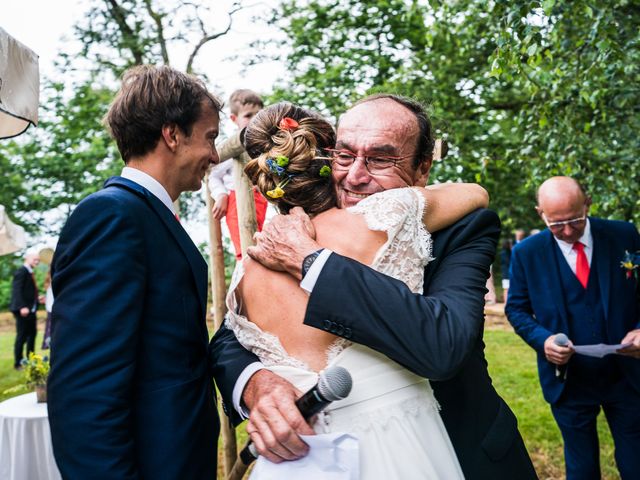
[10,252,40,369]
[506,176,640,480]
[208,89,268,258]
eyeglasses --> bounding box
[542,212,587,232]
[325,148,413,176]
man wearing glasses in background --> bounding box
[506,176,640,480]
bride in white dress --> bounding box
[226,102,488,479]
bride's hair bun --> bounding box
[244,102,337,215]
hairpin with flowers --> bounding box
[265,154,292,199]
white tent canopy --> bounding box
[0,26,39,139]
[0,205,26,256]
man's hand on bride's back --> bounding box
[247,207,320,281]
[243,369,315,463]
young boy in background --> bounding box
[208,89,268,259]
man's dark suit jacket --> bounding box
[505,217,640,404]
[10,265,37,313]
[48,177,252,479]
[212,209,538,479]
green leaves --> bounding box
[265,0,639,233]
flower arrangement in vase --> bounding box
[21,353,50,403]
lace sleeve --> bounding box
[347,187,433,293]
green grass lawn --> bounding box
[0,324,619,479]
[0,320,48,402]
[485,329,618,480]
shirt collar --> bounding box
[23,264,33,274]
[553,218,593,254]
[120,167,176,215]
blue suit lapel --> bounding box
[103,177,208,317]
[590,218,611,321]
[543,230,570,328]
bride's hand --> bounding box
[243,369,315,463]
[247,207,320,280]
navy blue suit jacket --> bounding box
[303,209,537,479]
[49,177,220,479]
[10,265,37,313]
[505,217,640,404]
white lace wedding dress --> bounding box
[226,188,464,479]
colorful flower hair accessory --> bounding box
[319,165,332,177]
[266,185,285,199]
[279,117,299,131]
[621,250,640,280]
[266,158,285,176]
[266,155,291,176]
[266,174,295,199]
[275,155,290,167]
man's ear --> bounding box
[414,156,432,186]
[535,205,544,219]
[230,113,238,125]
[160,124,179,152]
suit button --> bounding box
[336,324,344,336]
[344,327,352,339]
[323,320,331,331]
[330,321,338,333]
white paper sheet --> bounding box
[250,433,359,480]
[573,343,632,358]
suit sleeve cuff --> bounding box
[300,249,333,294]
[232,362,264,419]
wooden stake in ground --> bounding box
[232,154,258,257]
[204,177,237,476]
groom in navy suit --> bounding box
[48,65,256,479]
[506,176,640,480]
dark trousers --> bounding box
[13,311,37,367]
[551,376,640,480]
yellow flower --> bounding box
[267,186,285,199]
[622,260,635,270]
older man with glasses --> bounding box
[212,93,537,479]
[506,176,640,480]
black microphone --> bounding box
[238,366,353,467]
[554,333,570,383]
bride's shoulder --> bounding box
[348,187,423,216]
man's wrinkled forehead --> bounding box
[337,100,419,152]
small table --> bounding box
[0,392,61,480]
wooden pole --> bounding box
[232,152,258,256]
[204,177,237,476]
[433,138,448,162]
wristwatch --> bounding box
[302,249,324,278]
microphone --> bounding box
[295,365,353,417]
[237,366,353,467]
[554,333,570,383]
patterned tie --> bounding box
[573,241,589,288]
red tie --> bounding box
[573,242,589,288]
[174,213,180,223]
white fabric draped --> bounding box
[0,393,61,480]
[0,27,39,139]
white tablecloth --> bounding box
[0,393,61,480]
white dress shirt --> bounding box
[207,160,234,200]
[552,218,593,274]
[120,167,177,216]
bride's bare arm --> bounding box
[418,183,489,232]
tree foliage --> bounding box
[0,0,249,238]
[264,0,639,232]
